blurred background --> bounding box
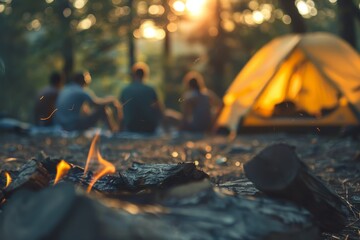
[0,0,359,121]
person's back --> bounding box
[180,71,222,133]
[120,63,162,133]
[55,72,121,132]
[182,89,212,132]
[55,82,92,130]
[34,72,64,126]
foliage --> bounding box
[0,0,359,120]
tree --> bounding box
[278,0,306,33]
[0,0,134,119]
[337,0,360,48]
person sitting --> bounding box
[180,71,223,133]
[119,62,163,133]
[34,72,64,126]
[55,72,122,132]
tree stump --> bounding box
[244,143,349,232]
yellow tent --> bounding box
[217,32,360,132]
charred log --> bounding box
[0,182,320,240]
[0,183,102,240]
[50,161,209,194]
[3,160,50,197]
[244,143,349,232]
[121,162,209,190]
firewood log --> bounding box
[0,183,102,240]
[244,143,349,232]
[0,182,320,240]
[4,160,50,197]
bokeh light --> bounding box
[172,0,186,14]
[136,20,166,40]
[167,22,178,32]
[282,15,292,24]
[186,0,206,16]
[149,5,165,16]
[73,0,88,10]
[77,14,96,31]
[63,8,72,17]
[296,0,317,18]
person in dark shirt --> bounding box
[180,71,223,133]
[119,62,163,133]
[34,72,64,126]
[55,72,122,132]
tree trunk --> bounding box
[208,0,228,96]
[279,0,307,33]
[337,0,357,48]
[128,0,136,73]
[56,0,74,82]
[62,34,74,82]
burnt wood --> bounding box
[3,160,50,197]
[0,182,319,240]
[57,162,209,194]
[1,157,209,205]
[244,143,349,232]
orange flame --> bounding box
[4,172,12,188]
[84,132,100,176]
[85,133,116,193]
[54,160,71,185]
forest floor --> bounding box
[0,130,359,239]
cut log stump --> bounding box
[244,143,349,232]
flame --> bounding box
[85,133,116,193]
[84,133,100,176]
[54,160,71,185]
[4,172,12,188]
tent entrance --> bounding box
[251,49,340,119]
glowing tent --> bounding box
[217,32,360,132]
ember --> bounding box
[39,108,58,121]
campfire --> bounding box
[0,135,352,240]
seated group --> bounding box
[34,63,223,134]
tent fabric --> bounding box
[217,32,360,131]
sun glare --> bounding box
[172,0,186,13]
[137,20,165,40]
[186,0,206,16]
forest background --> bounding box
[0,0,359,122]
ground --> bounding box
[0,131,359,239]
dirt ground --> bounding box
[0,131,359,239]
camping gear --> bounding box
[217,32,360,132]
